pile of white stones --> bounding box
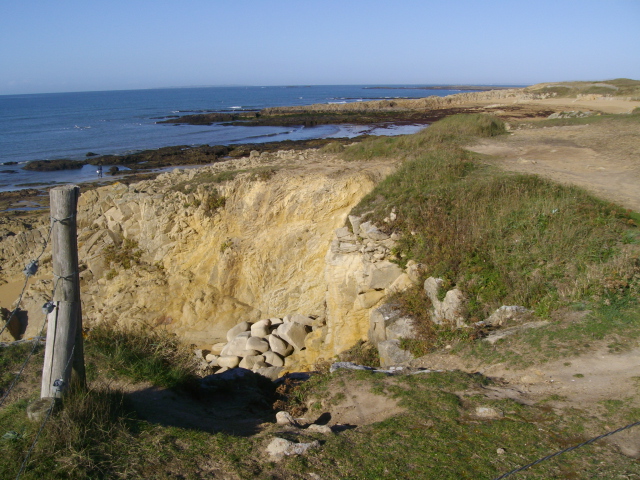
[196,313,320,378]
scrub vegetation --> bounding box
[346,114,640,356]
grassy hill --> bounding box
[526,78,640,98]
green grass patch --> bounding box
[344,113,639,353]
[170,170,240,194]
[464,300,640,368]
[85,322,199,389]
[267,370,640,479]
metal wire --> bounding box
[0,219,55,338]
[0,309,49,409]
[14,398,56,480]
[493,419,640,479]
[0,278,61,409]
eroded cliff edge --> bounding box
[1,150,403,369]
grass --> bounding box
[528,78,640,98]
[2,326,640,479]
[464,299,640,369]
[517,107,640,129]
[103,238,142,270]
[84,322,199,389]
[342,114,640,355]
[267,369,640,479]
[170,166,282,195]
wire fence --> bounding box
[0,219,55,338]
[492,418,640,479]
[0,213,80,480]
[13,344,76,480]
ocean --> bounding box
[0,85,496,192]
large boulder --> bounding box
[250,319,272,338]
[220,333,250,356]
[274,322,308,351]
[217,355,241,368]
[285,313,315,326]
[385,317,417,341]
[378,339,413,367]
[239,355,265,369]
[359,221,389,241]
[246,336,270,353]
[226,321,252,342]
[364,261,403,290]
[255,366,284,381]
[268,334,294,357]
[368,304,402,346]
[264,351,285,367]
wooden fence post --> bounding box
[41,185,86,399]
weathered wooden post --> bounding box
[41,185,86,399]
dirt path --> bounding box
[468,119,640,212]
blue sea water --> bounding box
[0,85,504,191]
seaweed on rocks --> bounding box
[22,159,86,171]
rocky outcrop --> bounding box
[67,153,393,348]
[2,152,398,351]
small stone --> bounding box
[307,424,332,434]
[266,437,319,460]
[475,407,504,419]
[194,349,206,360]
[497,448,506,455]
[205,354,219,366]
[27,398,56,422]
[276,411,298,426]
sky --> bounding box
[1,0,639,95]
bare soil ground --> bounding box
[469,119,640,211]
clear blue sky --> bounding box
[1,0,638,95]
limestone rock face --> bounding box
[1,152,406,366]
[69,156,391,346]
